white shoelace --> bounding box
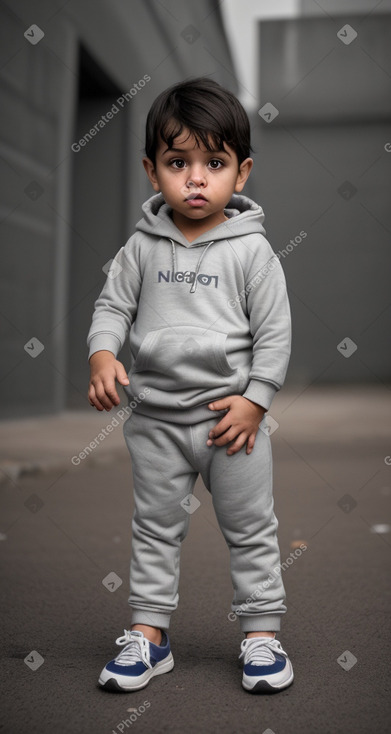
[239,637,287,666]
[114,630,152,669]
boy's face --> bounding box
[143,127,253,239]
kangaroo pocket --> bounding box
[131,325,238,394]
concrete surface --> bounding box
[0,386,390,733]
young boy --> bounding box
[87,77,293,694]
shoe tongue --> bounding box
[130,630,144,638]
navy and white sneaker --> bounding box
[98,629,174,691]
[240,636,294,693]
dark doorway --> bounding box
[67,44,128,408]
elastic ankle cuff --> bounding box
[131,610,171,631]
[239,614,283,633]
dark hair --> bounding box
[144,77,252,166]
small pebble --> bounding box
[290,539,308,550]
[370,524,390,534]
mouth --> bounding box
[185,193,207,201]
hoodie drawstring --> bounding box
[170,239,177,277]
[169,239,214,293]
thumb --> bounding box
[115,362,129,384]
[208,397,231,411]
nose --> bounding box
[186,165,206,188]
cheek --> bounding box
[216,173,238,191]
[160,169,179,183]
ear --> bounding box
[234,157,253,193]
[142,157,160,192]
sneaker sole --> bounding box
[242,660,294,694]
[244,675,294,694]
[98,653,174,692]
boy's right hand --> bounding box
[88,350,129,411]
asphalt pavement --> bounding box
[0,385,390,734]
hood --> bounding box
[135,192,266,247]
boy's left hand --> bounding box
[207,395,266,456]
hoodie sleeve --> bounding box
[242,251,292,412]
[86,238,142,361]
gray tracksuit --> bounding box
[87,193,292,632]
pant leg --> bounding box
[193,416,286,633]
[123,412,197,631]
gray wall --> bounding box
[247,9,391,386]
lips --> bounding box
[185,193,207,201]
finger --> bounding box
[226,432,248,456]
[91,399,104,411]
[211,427,238,447]
[246,432,257,455]
[101,377,123,407]
[208,415,232,439]
[208,397,231,411]
[94,380,117,410]
[88,386,104,411]
[116,363,130,385]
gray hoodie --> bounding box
[87,193,291,424]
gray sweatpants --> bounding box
[123,411,286,633]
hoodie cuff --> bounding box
[243,379,277,412]
[88,333,122,361]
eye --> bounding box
[208,159,223,169]
[170,159,186,169]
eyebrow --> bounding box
[161,146,231,157]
